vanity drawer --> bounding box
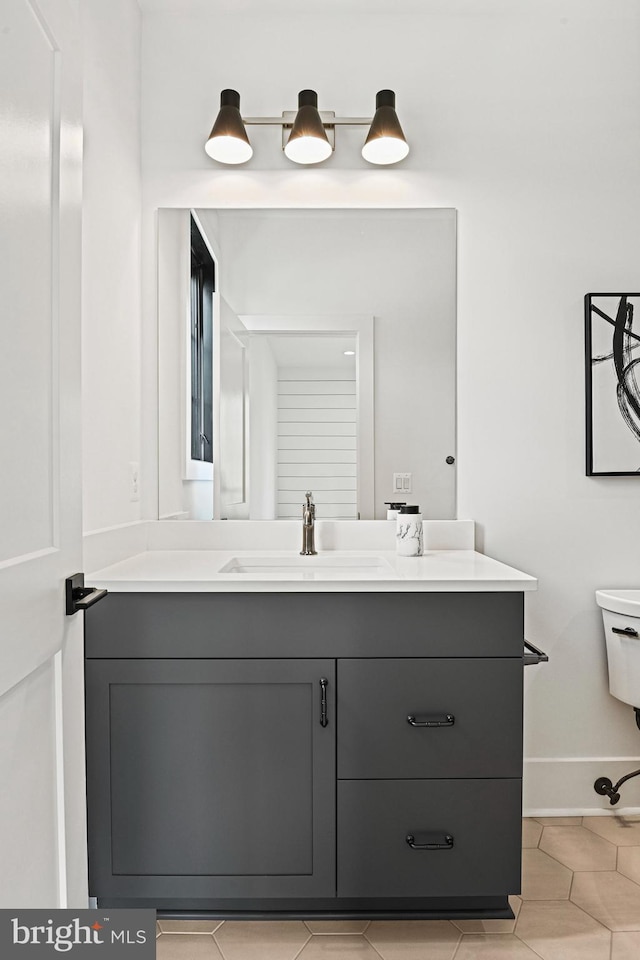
[84,592,524,659]
[338,658,522,779]
[337,778,522,898]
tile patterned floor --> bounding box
[155,816,640,959]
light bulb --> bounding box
[361,136,409,166]
[205,135,253,165]
[284,136,332,165]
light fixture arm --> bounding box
[240,115,373,125]
[242,112,373,153]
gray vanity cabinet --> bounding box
[85,658,336,901]
[336,658,522,900]
[85,591,526,919]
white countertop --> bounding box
[88,549,537,593]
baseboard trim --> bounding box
[524,757,640,816]
[525,806,640,817]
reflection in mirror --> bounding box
[263,335,357,520]
[189,215,214,470]
[230,315,373,521]
[158,209,456,521]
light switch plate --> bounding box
[393,472,412,494]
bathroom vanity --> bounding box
[83,545,538,920]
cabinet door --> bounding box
[86,659,335,901]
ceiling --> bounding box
[266,335,357,369]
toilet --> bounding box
[594,590,640,804]
[596,589,640,708]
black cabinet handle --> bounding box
[407,714,455,727]
[320,678,328,727]
[406,833,454,850]
[612,626,639,638]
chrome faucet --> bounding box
[300,491,317,556]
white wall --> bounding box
[82,0,142,534]
[157,208,188,518]
[218,298,249,518]
[248,338,278,519]
[140,0,640,811]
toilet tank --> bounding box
[597,590,640,709]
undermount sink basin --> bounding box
[596,589,640,618]
[218,555,397,578]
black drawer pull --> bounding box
[612,626,639,638]
[406,833,454,851]
[320,678,328,727]
[407,714,455,728]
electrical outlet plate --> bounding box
[393,472,412,494]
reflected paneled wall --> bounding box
[277,366,358,520]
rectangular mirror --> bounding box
[158,208,456,520]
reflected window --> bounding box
[190,216,214,463]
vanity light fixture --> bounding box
[204,89,409,166]
[284,90,332,164]
[343,350,356,356]
[204,90,253,165]
[361,90,410,165]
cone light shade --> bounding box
[361,90,409,165]
[205,89,253,164]
[284,90,332,165]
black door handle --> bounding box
[406,833,454,850]
[407,714,455,727]
[65,573,108,615]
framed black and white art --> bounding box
[585,293,640,476]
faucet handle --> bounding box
[305,491,314,504]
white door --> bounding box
[0,0,84,907]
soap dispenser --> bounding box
[384,501,406,520]
[396,505,423,556]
